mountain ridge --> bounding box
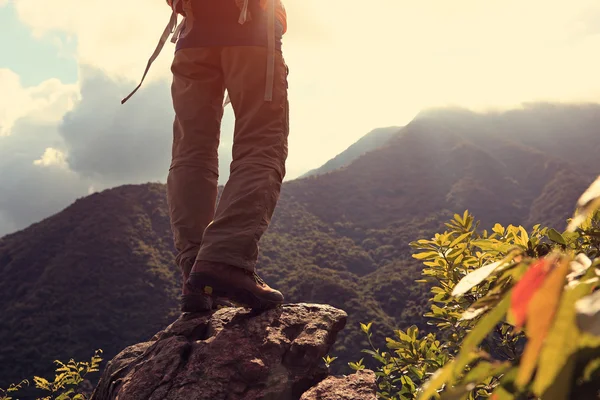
[2,103,600,388]
[300,126,402,178]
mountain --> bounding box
[2,103,600,389]
[301,127,401,178]
[288,107,596,232]
[0,183,407,389]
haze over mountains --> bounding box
[1,103,599,387]
[301,126,402,178]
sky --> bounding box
[2,0,600,236]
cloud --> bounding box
[33,147,68,167]
[0,117,89,236]
[58,68,173,184]
[13,0,175,83]
[0,69,78,135]
[0,69,170,235]
[0,66,237,236]
[0,71,85,237]
[13,0,600,171]
[0,69,86,235]
[5,0,600,235]
[57,66,235,186]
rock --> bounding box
[91,304,347,400]
[300,370,377,400]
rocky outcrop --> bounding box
[300,370,377,400]
[91,304,349,400]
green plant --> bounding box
[323,355,338,369]
[357,175,600,399]
[358,323,450,399]
[0,380,29,400]
[1,350,103,400]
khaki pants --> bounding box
[168,46,289,272]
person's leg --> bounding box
[199,46,289,269]
[188,46,289,309]
[168,47,225,311]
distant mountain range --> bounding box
[1,103,599,388]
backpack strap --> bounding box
[124,0,278,105]
[121,0,182,104]
[264,0,276,102]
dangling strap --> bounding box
[264,0,276,101]
[171,19,186,43]
[121,2,181,104]
[233,0,275,103]
[238,0,250,24]
[223,91,231,108]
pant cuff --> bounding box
[196,251,256,272]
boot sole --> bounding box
[188,272,282,310]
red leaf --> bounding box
[511,258,552,329]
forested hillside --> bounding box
[1,103,598,387]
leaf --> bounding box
[575,289,600,335]
[413,251,441,260]
[533,273,595,397]
[407,325,419,340]
[33,376,50,391]
[360,322,373,334]
[452,259,505,297]
[568,253,593,281]
[439,384,474,400]
[576,175,600,210]
[449,232,471,248]
[417,361,456,400]
[547,228,567,245]
[56,389,75,400]
[490,367,518,399]
[516,257,569,388]
[460,307,489,321]
[464,361,511,384]
[348,358,365,371]
[471,240,514,254]
[361,349,385,363]
[567,175,600,232]
[492,223,505,236]
[518,226,529,247]
[510,258,552,329]
[401,375,417,393]
[454,213,463,224]
[470,239,495,251]
[452,295,510,379]
[582,357,600,382]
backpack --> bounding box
[121,0,282,105]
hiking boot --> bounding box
[188,260,284,310]
[180,258,235,313]
[181,292,214,313]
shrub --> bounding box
[0,350,102,400]
[355,175,600,399]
